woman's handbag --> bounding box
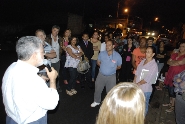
[77,55,90,74]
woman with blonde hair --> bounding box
[96,83,145,124]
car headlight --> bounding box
[152,33,155,36]
[147,33,150,35]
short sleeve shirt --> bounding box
[133,47,146,67]
[65,45,81,68]
[98,51,122,76]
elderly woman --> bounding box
[134,46,158,115]
[163,41,185,112]
[65,36,84,96]
[96,83,145,124]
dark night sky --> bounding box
[0,0,185,28]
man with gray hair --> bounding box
[2,36,59,124]
[36,29,56,86]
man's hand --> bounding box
[45,67,58,89]
[45,67,58,81]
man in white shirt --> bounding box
[46,25,63,92]
[2,36,59,124]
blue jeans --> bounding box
[67,67,77,91]
[157,62,164,74]
[6,114,47,124]
[144,92,152,116]
[91,59,97,79]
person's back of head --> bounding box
[16,36,42,61]
[96,82,145,124]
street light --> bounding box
[154,17,158,21]
[124,8,129,27]
[124,8,128,13]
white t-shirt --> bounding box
[100,42,106,52]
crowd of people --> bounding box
[2,25,185,124]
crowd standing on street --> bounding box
[2,24,185,124]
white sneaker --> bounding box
[91,102,100,107]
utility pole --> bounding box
[117,1,120,18]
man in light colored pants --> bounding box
[91,40,122,107]
[94,73,116,103]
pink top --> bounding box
[135,59,158,92]
[126,48,131,61]
[64,41,68,47]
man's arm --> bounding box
[35,67,59,110]
[116,65,121,70]
[45,49,56,59]
[45,67,58,90]
[97,60,101,66]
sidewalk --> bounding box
[145,88,176,124]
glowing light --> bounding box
[124,8,128,13]
[154,17,158,21]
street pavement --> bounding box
[145,87,176,124]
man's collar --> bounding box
[51,34,58,40]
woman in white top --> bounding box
[65,36,84,96]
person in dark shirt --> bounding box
[156,41,167,73]
[78,32,94,89]
[119,37,135,82]
[155,41,167,90]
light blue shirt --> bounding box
[40,42,53,73]
[98,50,122,76]
[44,42,53,54]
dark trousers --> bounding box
[78,67,92,87]
[51,61,60,89]
[66,67,77,91]
[6,114,47,124]
[60,55,67,81]
[119,61,133,82]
